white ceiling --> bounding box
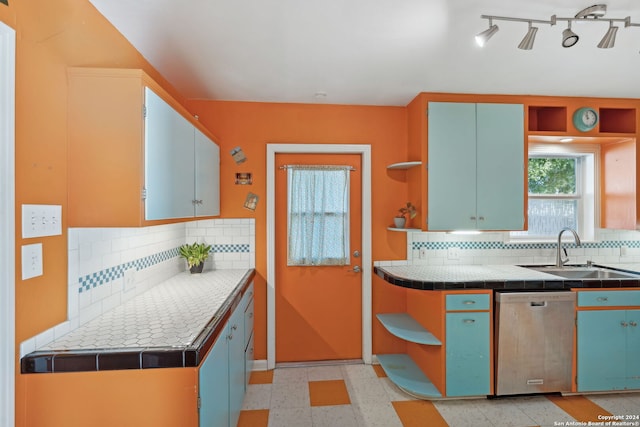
[88,0,640,106]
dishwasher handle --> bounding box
[530,301,548,307]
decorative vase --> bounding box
[189,263,204,274]
[393,217,406,228]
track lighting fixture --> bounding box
[475,20,499,47]
[562,22,579,48]
[476,4,640,51]
[518,23,538,50]
[598,21,618,48]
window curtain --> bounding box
[287,165,350,266]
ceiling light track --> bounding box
[477,4,640,51]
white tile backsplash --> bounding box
[407,228,640,266]
[20,218,255,357]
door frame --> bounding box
[0,20,16,427]
[266,144,372,370]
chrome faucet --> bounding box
[556,227,581,267]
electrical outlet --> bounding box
[22,204,62,238]
[124,268,136,292]
[620,245,629,256]
[419,247,427,260]
[447,247,460,260]
[22,243,43,280]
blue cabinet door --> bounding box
[144,88,195,220]
[446,312,491,396]
[199,325,229,427]
[476,103,524,230]
[228,302,246,427]
[194,128,220,217]
[577,310,627,391]
[428,102,477,230]
[626,310,640,390]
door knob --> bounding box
[348,266,361,273]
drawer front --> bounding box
[577,290,640,307]
[446,294,490,311]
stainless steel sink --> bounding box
[525,265,640,279]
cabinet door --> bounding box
[199,326,229,427]
[626,310,640,390]
[194,128,220,217]
[577,310,627,391]
[446,312,491,396]
[428,102,477,230]
[476,103,524,230]
[228,302,245,427]
[144,88,195,220]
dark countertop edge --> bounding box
[21,269,256,374]
[374,266,640,291]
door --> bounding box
[275,153,362,362]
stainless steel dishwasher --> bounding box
[495,291,576,395]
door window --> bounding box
[286,165,350,266]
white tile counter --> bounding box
[21,269,255,373]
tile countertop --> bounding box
[374,264,640,290]
[21,269,255,374]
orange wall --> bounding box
[0,1,195,425]
[186,100,412,359]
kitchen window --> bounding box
[511,143,599,242]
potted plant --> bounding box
[394,202,417,228]
[178,242,213,274]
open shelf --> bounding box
[376,313,441,345]
[599,108,636,134]
[377,354,442,398]
[387,227,421,232]
[528,106,567,132]
[387,161,421,170]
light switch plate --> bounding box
[22,243,43,280]
[22,204,62,238]
[447,247,460,260]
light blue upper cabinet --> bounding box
[428,102,524,231]
[195,128,221,217]
[144,88,221,220]
[145,88,196,220]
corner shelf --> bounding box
[376,313,441,345]
[377,354,442,398]
[387,227,421,232]
[387,161,421,170]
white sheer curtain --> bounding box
[287,165,350,266]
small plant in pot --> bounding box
[394,202,417,229]
[179,242,212,274]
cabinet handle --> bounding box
[470,216,476,220]
[630,321,638,327]
[621,321,629,327]
[228,333,234,340]
[478,216,485,221]
[463,300,476,305]
[232,324,238,331]
[463,319,476,324]
[249,312,254,318]
[597,297,608,302]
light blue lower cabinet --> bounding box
[198,326,230,427]
[228,303,246,427]
[445,312,491,397]
[577,310,639,392]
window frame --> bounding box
[509,143,600,243]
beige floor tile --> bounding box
[433,399,494,427]
[242,384,272,410]
[268,407,312,427]
[353,401,403,427]
[272,366,308,383]
[270,382,310,409]
[345,377,390,405]
[307,365,344,381]
[311,405,359,427]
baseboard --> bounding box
[251,359,269,371]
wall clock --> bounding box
[573,107,598,132]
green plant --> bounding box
[396,202,417,219]
[178,242,212,268]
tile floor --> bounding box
[239,363,640,427]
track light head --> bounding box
[562,25,579,48]
[518,25,538,50]
[598,24,618,48]
[475,24,499,47]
